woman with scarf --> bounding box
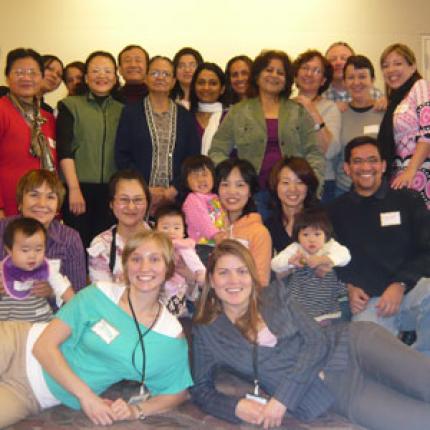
[378,43,430,208]
[190,62,226,155]
[0,48,56,217]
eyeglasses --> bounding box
[88,68,115,76]
[11,68,41,78]
[115,197,146,207]
[350,157,381,166]
[148,70,172,79]
[299,65,323,76]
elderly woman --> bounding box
[378,43,430,208]
[0,170,86,294]
[293,50,341,202]
[0,48,56,216]
[171,47,203,110]
[210,50,324,218]
[57,50,123,248]
[224,55,253,106]
[115,56,200,214]
[192,239,430,430]
[0,230,192,428]
[190,62,226,155]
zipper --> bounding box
[100,104,107,183]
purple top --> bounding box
[0,217,86,291]
[258,119,282,189]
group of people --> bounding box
[1,40,430,430]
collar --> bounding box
[198,102,223,113]
[349,177,389,202]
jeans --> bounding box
[351,278,430,356]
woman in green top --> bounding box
[209,50,324,219]
[57,51,123,247]
[0,230,192,427]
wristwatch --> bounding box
[134,403,146,420]
[313,122,325,131]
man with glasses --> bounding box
[327,135,430,355]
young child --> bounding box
[180,155,227,245]
[0,217,74,322]
[155,204,206,317]
[271,208,350,324]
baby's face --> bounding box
[187,166,214,195]
[298,226,326,255]
[156,214,185,241]
[9,230,45,271]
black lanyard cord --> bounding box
[253,344,260,396]
[128,289,161,386]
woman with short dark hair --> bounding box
[293,50,341,202]
[0,48,56,216]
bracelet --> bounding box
[134,403,146,420]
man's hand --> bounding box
[347,284,369,314]
[376,282,405,317]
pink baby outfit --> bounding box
[182,192,226,244]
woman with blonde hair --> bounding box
[378,43,430,208]
[192,240,430,430]
[0,230,192,427]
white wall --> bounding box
[1,0,429,105]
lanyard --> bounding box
[252,344,260,396]
[128,289,160,389]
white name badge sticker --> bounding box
[91,319,119,344]
[363,124,380,135]
[380,211,401,227]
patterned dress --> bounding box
[392,79,430,208]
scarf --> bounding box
[8,93,55,171]
[198,102,223,155]
[377,72,421,178]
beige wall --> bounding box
[1,0,429,105]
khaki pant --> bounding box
[0,321,41,429]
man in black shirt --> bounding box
[328,136,430,355]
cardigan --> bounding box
[191,281,350,423]
[0,96,56,215]
[115,98,200,190]
[209,97,325,187]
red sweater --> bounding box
[0,97,56,215]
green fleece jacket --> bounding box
[209,97,325,186]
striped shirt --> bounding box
[323,85,383,102]
[283,267,346,319]
[0,295,53,322]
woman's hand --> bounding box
[391,168,416,189]
[261,397,287,429]
[109,398,135,421]
[80,392,116,426]
[32,280,54,298]
[235,398,265,425]
[69,186,86,215]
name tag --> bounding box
[246,393,268,405]
[363,124,380,135]
[14,280,34,292]
[380,211,401,227]
[91,319,119,344]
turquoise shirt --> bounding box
[43,285,193,409]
